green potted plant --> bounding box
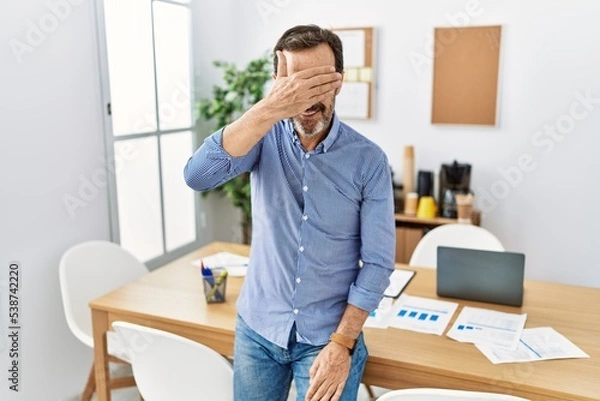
[197,55,272,244]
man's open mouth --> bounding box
[302,103,325,116]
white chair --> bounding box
[409,224,504,268]
[112,321,234,401]
[377,388,530,400]
[59,240,148,400]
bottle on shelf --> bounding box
[402,145,415,195]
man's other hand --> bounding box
[305,342,351,401]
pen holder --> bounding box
[202,268,228,303]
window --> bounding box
[96,0,198,267]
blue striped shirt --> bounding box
[184,115,395,348]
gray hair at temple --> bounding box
[272,24,344,74]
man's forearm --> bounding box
[222,100,280,157]
[334,304,369,341]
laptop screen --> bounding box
[436,246,526,307]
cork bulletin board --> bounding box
[332,27,375,120]
[431,25,502,126]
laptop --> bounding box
[436,246,525,307]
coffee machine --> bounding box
[438,160,472,218]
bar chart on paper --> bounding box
[388,294,459,335]
[398,309,439,321]
[446,306,527,349]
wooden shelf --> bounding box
[394,212,481,264]
[395,213,457,227]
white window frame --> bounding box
[94,0,200,269]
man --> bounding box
[184,24,395,401]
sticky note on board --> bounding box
[359,67,373,82]
[344,68,359,82]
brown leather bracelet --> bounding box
[329,332,356,355]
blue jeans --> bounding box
[233,315,368,401]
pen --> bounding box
[201,261,215,286]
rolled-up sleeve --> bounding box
[184,127,262,191]
[347,153,395,312]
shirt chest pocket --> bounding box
[312,184,361,238]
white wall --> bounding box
[0,0,110,400]
[219,0,600,287]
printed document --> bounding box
[385,294,459,335]
[192,251,249,276]
[475,327,590,364]
[447,306,527,350]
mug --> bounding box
[455,193,474,224]
[416,196,437,219]
[404,192,419,216]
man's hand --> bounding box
[305,342,351,401]
[262,51,342,120]
[221,50,342,157]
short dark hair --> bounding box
[273,24,344,74]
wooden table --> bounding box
[90,242,600,401]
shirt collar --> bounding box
[285,113,341,153]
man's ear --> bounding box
[334,71,344,95]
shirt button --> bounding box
[303,185,308,192]
[305,154,310,159]
[302,215,308,221]
[296,277,301,284]
[293,309,299,315]
[299,246,305,252]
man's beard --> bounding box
[291,100,334,138]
